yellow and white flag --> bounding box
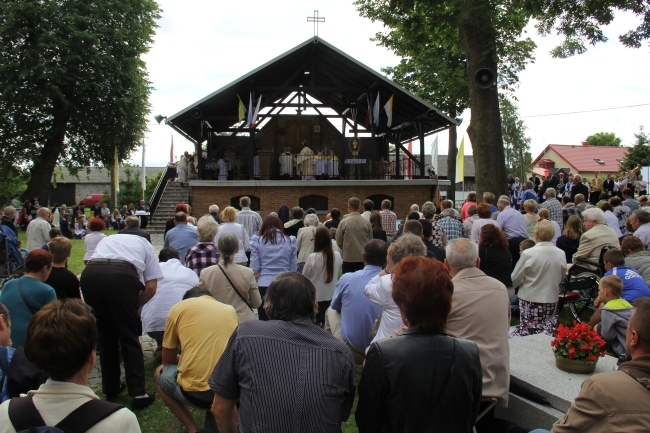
[456,136,464,184]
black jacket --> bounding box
[356,330,482,433]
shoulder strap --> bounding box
[55,399,124,433]
[218,264,253,311]
[16,277,39,315]
[8,396,46,431]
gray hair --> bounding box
[545,188,557,198]
[197,215,218,242]
[442,208,456,217]
[125,216,140,228]
[3,205,16,216]
[410,204,420,212]
[217,232,239,266]
[208,204,219,214]
[445,238,479,270]
[583,207,605,225]
[388,233,426,264]
[574,174,583,183]
[304,214,319,227]
[525,181,534,190]
[37,207,50,218]
[633,209,650,225]
[422,202,436,219]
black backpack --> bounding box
[8,396,124,433]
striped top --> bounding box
[209,317,356,433]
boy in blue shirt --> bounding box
[603,248,650,303]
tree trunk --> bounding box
[458,0,507,200]
[22,112,69,205]
[447,117,458,205]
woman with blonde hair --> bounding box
[214,206,249,266]
[510,220,567,336]
[537,208,561,244]
[302,225,342,327]
[556,215,583,263]
[522,199,539,240]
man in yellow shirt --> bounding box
[155,286,239,433]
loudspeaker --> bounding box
[190,107,202,119]
[474,68,496,89]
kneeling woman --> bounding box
[356,257,482,432]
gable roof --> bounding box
[167,37,456,145]
[52,166,164,184]
[437,156,475,177]
[532,144,627,173]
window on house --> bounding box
[594,158,605,165]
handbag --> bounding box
[217,264,254,311]
[16,278,39,315]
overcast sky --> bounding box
[130,0,650,167]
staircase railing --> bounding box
[149,163,176,219]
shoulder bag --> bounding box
[218,264,254,311]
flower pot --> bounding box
[555,357,597,374]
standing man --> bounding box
[80,230,164,409]
[361,199,373,220]
[379,199,397,240]
[209,272,356,433]
[603,173,616,197]
[445,239,510,429]
[164,212,198,265]
[26,207,51,251]
[336,197,372,274]
[236,196,263,265]
[530,173,541,194]
[135,199,149,230]
[326,239,387,363]
[155,287,238,433]
[570,175,589,202]
[590,172,603,205]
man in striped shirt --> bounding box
[210,272,356,433]
[380,199,397,239]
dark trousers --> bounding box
[507,236,527,271]
[257,286,268,320]
[342,261,364,274]
[80,262,146,397]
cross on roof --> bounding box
[307,10,325,37]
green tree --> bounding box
[501,98,532,180]
[585,132,622,147]
[0,0,160,205]
[355,0,650,197]
[356,0,535,198]
[621,127,650,170]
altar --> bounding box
[344,158,367,180]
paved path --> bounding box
[88,233,165,388]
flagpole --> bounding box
[142,139,146,202]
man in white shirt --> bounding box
[26,207,51,251]
[80,232,164,409]
[236,196,263,265]
[364,234,426,342]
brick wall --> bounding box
[190,183,437,221]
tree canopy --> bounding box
[621,127,649,170]
[501,97,532,180]
[354,0,650,197]
[585,132,622,147]
[0,0,160,203]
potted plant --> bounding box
[551,321,606,374]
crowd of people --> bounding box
[0,182,649,432]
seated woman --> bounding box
[510,220,567,337]
[110,209,124,230]
[556,215,582,263]
[73,215,88,239]
[0,299,140,431]
[83,218,106,264]
[356,256,482,432]
[478,224,512,291]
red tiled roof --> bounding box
[532,144,627,173]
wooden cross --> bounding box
[307,10,325,37]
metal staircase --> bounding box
[148,181,190,233]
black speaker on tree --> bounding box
[474,68,496,89]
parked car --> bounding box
[79,193,103,207]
